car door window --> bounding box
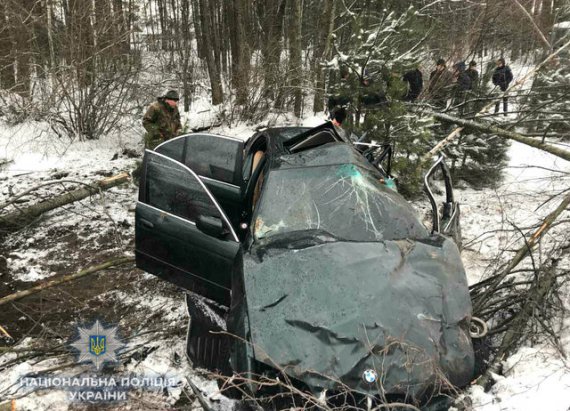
[143,152,238,243]
[155,136,185,162]
[155,134,244,187]
[146,154,220,223]
[184,134,243,185]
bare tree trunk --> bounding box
[197,0,223,105]
[289,0,303,117]
[12,0,33,98]
[227,0,251,105]
[210,0,223,83]
[179,0,193,112]
[46,0,56,70]
[259,0,285,101]
[0,2,16,89]
[112,0,129,54]
[192,0,205,59]
[157,0,168,50]
[236,0,251,106]
[312,0,336,113]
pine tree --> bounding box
[523,19,570,139]
[329,6,434,197]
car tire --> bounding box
[472,335,492,379]
[185,292,231,374]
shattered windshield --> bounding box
[253,164,428,242]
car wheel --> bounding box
[185,292,231,374]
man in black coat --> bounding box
[466,61,479,90]
[451,62,472,115]
[403,66,423,101]
[492,57,513,115]
[428,58,452,108]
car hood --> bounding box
[241,236,474,398]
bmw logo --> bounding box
[362,369,378,384]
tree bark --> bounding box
[312,0,336,113]
[228,0,252,105]
[179,0,192,112]
[0,172,129,233]
[0,2,16,89]
[46,0,56,70]
[259,0,285,101]
[289,0,303,117]
[157,0,168,50]
[197,0,223,105]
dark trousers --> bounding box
[494,96,508,115]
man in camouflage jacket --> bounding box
[142,90,182,150]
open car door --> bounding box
[154,134,245,230]
[135,150,241,305]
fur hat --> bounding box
[163,90,180,101]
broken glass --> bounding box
[254,163,428,242]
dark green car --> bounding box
[135,123,474,407]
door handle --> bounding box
[141,219,154,229]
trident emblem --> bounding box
[89,335,107,356]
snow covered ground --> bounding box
[0,107,569,410]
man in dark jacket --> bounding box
[428,58,452,108]
[403,66,423,101]
[492,58,513,115]
[452,61,472,115]
[327,67,353,112]
[452,62,472,91]
[466,61,479,90]
[142,90,182,149]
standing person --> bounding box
[452,61,472,115]
[327,66,353,113]
[330,106,350,141]
[492,58,513,115]
[465,61,480,114]
[466,61,479,90]
[428,58,452,109]
[403,65,423,101]
[142,90,182,150]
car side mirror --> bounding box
[196,215,225,238]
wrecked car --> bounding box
[134,122,474,407]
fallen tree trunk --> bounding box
[0,172,129,233]
[431,112,570,162]
[0,256,134,306]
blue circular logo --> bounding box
[362,369,378,384]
